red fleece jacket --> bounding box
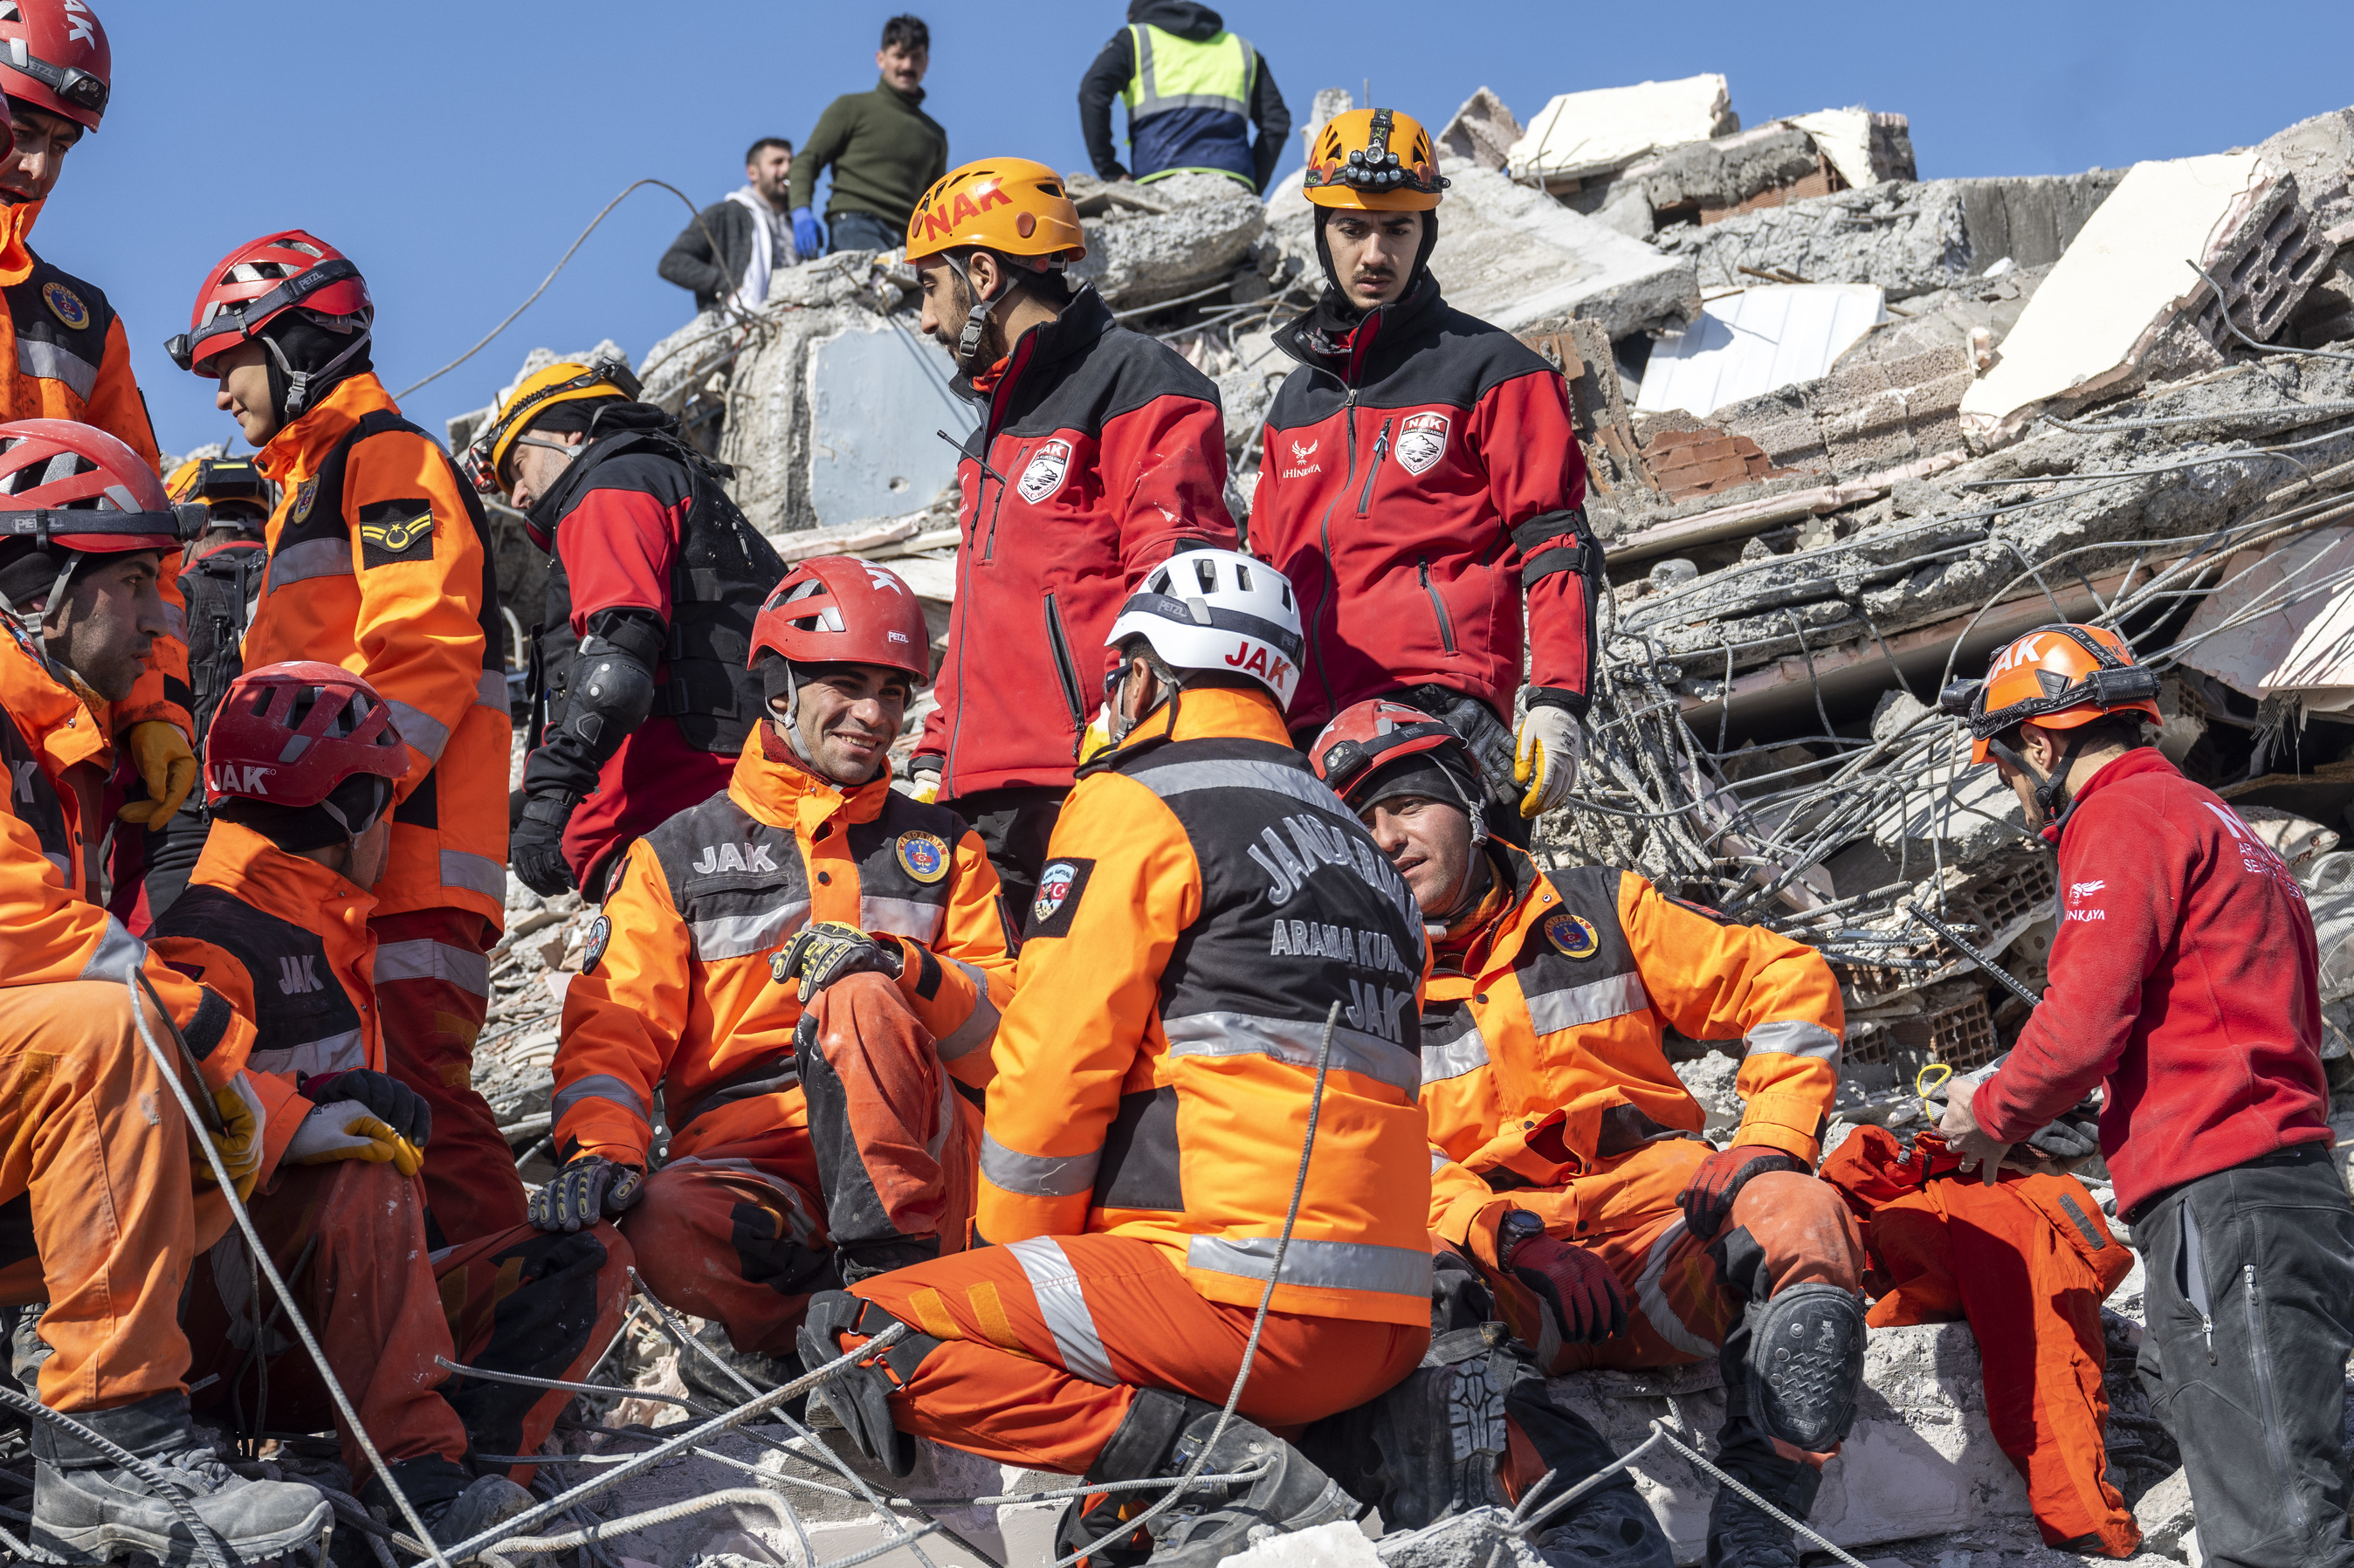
[1972,749,2330,1217]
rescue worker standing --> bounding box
[1077,3,1291,191]
[0,420,336,1565]
[902,157,1235,916]
[0,0,204,861]
[1938,625,2354,1568]
[540,556,1014,1362]
[147,661,635,1551]
[168,230,521,1247]
[806,550,1431,1568]
[469,357,786,903]
[1310,698,1866,1568]
[1256,110,1600,846]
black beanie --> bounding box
[1354,747,1481,814]
[260,310,374,421]
[214,774,392,853]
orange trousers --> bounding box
[625,973,981,1357]
[1821,1126,2139,1557]
[182,1159,634,1491]
[846,1234,1428,1475]
[371,908,527,1247]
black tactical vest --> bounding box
[178,542,266,746]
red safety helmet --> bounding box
[167,230,372,379]
[0,0,112,133]
[749,555,930,683]
[203,661,408,809]
[0,418,189,555]
[1309,698,1471,807]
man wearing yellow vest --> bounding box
[1078,3,1291,191]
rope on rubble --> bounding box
[125,968,451,1568]
[1050,999,1343,1568]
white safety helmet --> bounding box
[1106,547,1304,710]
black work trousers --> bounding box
[2133,1145,2354,1568]
[950,784,1065,935]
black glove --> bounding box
[528,1153,644,1233]
[771,921,904,998]
[297,1069,431,1149]
[1104,162,1131,182]
[511,791,579,897]
[2020,1094,2103,1164]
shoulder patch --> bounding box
[1542,910,1600,959]
[582,915,611,976]
[289,478,320,528]
[896,830,950,884]
[40,280,87,331]
[1394,411,1449,475]
[357,499,436,567]
[1027,856,1094,939]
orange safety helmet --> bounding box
[1945,623,2161,767]
[904,157,1087,266]
[1303,108,1448,211]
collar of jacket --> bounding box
[1433,841,1547,977]
[0,197,43,287]
[191,817,378,937]
[726,720,896,836]
[2044,746,2179,846]
[0,619,107,786]
[1274,272,1443,385]
[255,373,399,485]
[1097,683,1291,767]
[960,286,1116,424]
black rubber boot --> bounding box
[1141,1404,1359,1568]
[1506,1379,1673,1568]
[1702,1457,1820,1568]
[679,1317,806,1416]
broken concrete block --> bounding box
[1226,1520,1386,1568]
[2135,1468,2199,1565]
[1790,109,1917,193]
[1068,170,1265,313]
[1436,87,1523,173]
[1636,285,1888,419]
[1375,1507,1546,1568]
[2178,526,2354,710]
[1642,428,1797,501]
[1427,163,1700,340]
[1673,1052,1742,1132]
[1690,342,1972,478]
[1507,75,1738,186]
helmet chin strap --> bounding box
[260,321,374,420]
[945,251,1031,375]
[1993,731,2091,835]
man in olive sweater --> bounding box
[789,14,950,257]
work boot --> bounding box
[679,1318,805,1420]
[1142,1405,1358,1568]
[421,1475,537,1562]
[30,1391,331,1567]
[362,1464,537,1565]
[1534,1484,1674,1568]
[834,1236,940,1287]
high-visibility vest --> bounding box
[1120,23,1257,185]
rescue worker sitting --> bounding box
[1309,699,1868,1568]
[538,555,1014,1376]
[803,548,1432,1568]
[0,419,334,1565]
[468,356,787,904]
[142,661,637,1552]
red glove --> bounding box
[1677,1145,1807,1240]
[1504,1229,1628,1343]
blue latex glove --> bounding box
[792,207,826,258]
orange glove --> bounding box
[118,719,197,826]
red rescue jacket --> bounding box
[916,288,1236,799]
[1972,749,2330,1217]
[1251,278,1598,736]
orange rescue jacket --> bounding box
[0,619,253,1083]
[976,684,1435,1329]
[554,729,1015,1169]
[249,374,510,925]
[1423,847,1842,1248]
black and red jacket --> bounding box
[917,286,1236,799]
[1252,278,1598,735]
[1974,750,2331,1217]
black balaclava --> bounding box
[1309,205,1441,334]
[214,773,393,854]
[260,309,375,423]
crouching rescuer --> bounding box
[1310,699,1868,1568]
[538,556,1015,1365]
[803,548,1434,1568]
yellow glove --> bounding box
[118,720,197,826]
[1511,707,1586,818]
[1077,704,1117,766]
[286,1103,425,1178]
[893,756,942,805]
[190,1073,267,1200]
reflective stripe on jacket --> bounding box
[553,727,1015,1169]
[1123,23,1256,183]
[250,375,511,926]
[1422,847,1842,1247]
[976,684,1435,1327]
[0,621,255,1083]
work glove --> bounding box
[529,1153,645,1233]
[1100,162,1132,183]
[189,1072,268,1201]
[510,790,579,897]
[298,1069,431,1149]
[1511,705,1585,818]
[1504,1227,1628,1344]
[1677,1145,1807,1241]
[791,207,826,258]
[892,754,941,805]
[118,719,197,826]
[286,1073,428,1178]
[1077,703,1117,765]
[772,921,905,1000]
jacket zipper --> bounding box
[1358,418,1392,515]
[1042,594,1088,757]
[1417,557,1457,654]
[1307,385,1358,720]
[982,441,1024,562]
[2243,1262,2306,1533]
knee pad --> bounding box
[1744,1283,1864,1454]
[796,1292,940,1477]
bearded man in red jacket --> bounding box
[1938,623,2352,1568]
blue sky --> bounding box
[44,1,2353,459]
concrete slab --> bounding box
[808,326,974,529]
[2176,526,2354,708]
[1428,163,1699,340]
[1507,75,1737,185]
[1637,285,1887,417]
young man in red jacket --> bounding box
[1251,108,1600,845]
[899,155,1235,917]
[1938,623,2351,1568]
